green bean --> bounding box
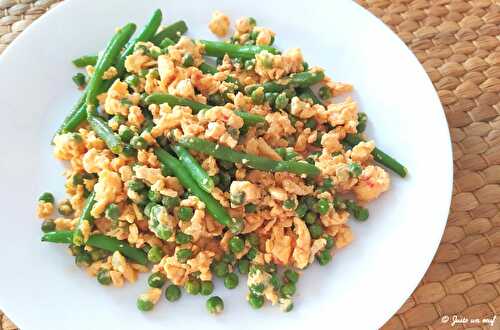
[87,114,124,154]
[86,23,137,108]
[72,55,98,68]
[172,145,214,193]
[344,134,408,178]
[159,37,175,49]
[245,71,325,95]
[200,40,279,60]
[146,94,265,126]
[152,20,188,45]
[178,137,320,177]
[42,231,148,265]
[154,147,236,230]
[297,87,322,104]
[72,191,96,246]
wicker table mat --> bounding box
[1,0,499,329]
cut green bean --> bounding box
[200,40,279,60]
[41,230,73,244]
[72,191,96,246]
[72,55,98,68]
[245,71,325,95]
[159,37,175,49]
[234,111,266,126]
[154,147,236,230]
[87,114,124,154]
[344,134,408,178]
[152,20,188,45]
[178,137,320,177]
[172,145,214,193]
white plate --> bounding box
[0,0,452,329]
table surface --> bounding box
[1,0,499,329]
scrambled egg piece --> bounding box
[53,133,85,160]
[104,80,130,116]
[353,165,390,202]
[208,11,230,37]
[91,169,123,217]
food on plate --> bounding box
[39,8,407,315]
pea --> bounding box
[130,136,149,150]
[354,207,369,221]
[213,261,229,278]
[284,269,299,284]
[128,179,146,192]
[175,232,193,244]
[125,75,139,87]
[228,217,244,234]
[121,144,137,158]
[348,162,363,177]
[96,268,112,285]
[283,302,294,312]
[72,173,84,186]
[41,219,55,233]
[147,190,162,203]
[325,236,335,249]
[357,112,368,133]
[185,278,201,295]
[200,281,214,296]
[149,48,162,60]
[246,247,258,260]
[105,203,120,220]
[143,202,156,218]
[146,272,166,288]
[308,223,324,239]
[177,206,194,221]
[304,211,317,225]
[206,296,224,314]
[313,199,330,215]
[222,252,236,265]
[305,118,317,130]
[217,171,232,191]
[207,93,225,106]
[274,92,289,110]
[283,198,296,210]
[237,259,250,274]
[304,196,317,210]
[264,262,277,274]
[248,293,264,309]
[295,203,308,218]
[224,273,239,289]
[319,178,333,192]
[250,283,265,295]
[251,87,265,105]
[246,233,259,247]
[147,246,164,264]
[90,248,109,261]
[333,196,346,210]
[162,195,180,210]
[136,297,154,312]
[280,282,296,298]
[38,192,54,204]
[229,236,245,253]
[270,273,282,289]
[317,249,332,265]
[165,284,181,302]
[244,203,257,213]
[176,249,193,263]
[75,252,92,267]
[72,72,86,89]
[319,86,332,100]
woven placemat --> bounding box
[1,0,499,329]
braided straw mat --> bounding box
[0,0,499,329]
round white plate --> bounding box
[0,0,452,329]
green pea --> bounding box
[147,190,162,203]
[38,192,54,204]
[348,162,363,177]
[143,202,157,218]
[229,236,245,253]
[246,233,259,247]
[265,92,278,106]
[264,262,277,274]
[174,206,193,222]
[333,196,346,210]
[185,278,201,295]
[304,211,317,225]
[148,48,162,60]
[284,269,299,284]
[275,92,289,110]
[147,272,167,288]
[105,203,120,220]
[357,112,368,133]
[72,72,86,89]
[200,281,214,296]
[75,252,92,267]
[304,196,317,210]
[217,171,232,191]
[354,206,369,221]
[224,273,239,289]
[121,144,137,158]
[305,118,317,130]
[162,195,180,210]
[280,282,296,298]
[244,203,257,213]
[325,236,335,249]
[72,173,84,186]
[283,302,294,312]
[317,249,332,265]
[248,293,264,309]
[246,247,258,260]
[295,203,308,218]
[206,296,224,314]
[270,273,282,289]
[213,261,229,278]
[175,232,193,244]
[176,249,193,263]
[136,297,154,312]
[222,252,236,265]
[251,87,265,105]
[41,219,55,233]
[96,268,112,285]
[58,200,74,216]
[308,223,324,239]
[165,284,181,302]
[319,178,333,192]
[237,259,250,274]
[147,246,164,264]
[207,93,225,106]
[90,248,109,262]
[130,135,149,150]
[283,198,296,210]
[228,217,244,234]
[182,53,194,67]
[313,199,330,215]
[250,282,265,295]
[319,86,332,100]
[128,179,146,192]
[125,75,139,87]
